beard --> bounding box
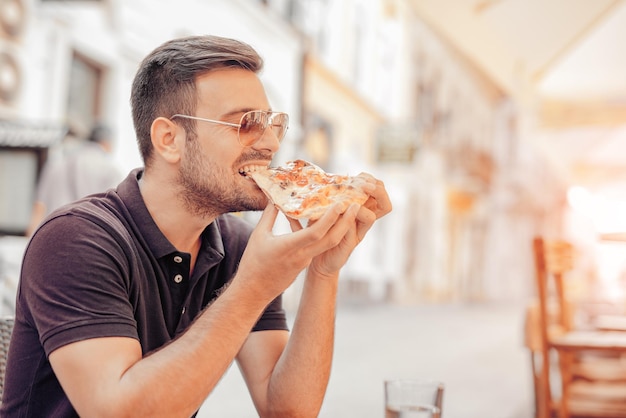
[176,137,268,218]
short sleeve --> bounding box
[21,213,138,356]
[252,295,289,332]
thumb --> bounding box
[255,202,279,232]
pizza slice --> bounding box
[246,159,369,220]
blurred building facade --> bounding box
[278,0,567,303]
[0,0,568,313]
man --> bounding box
[1,35,391,417]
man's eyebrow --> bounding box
[222,108,273,118]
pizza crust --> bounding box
[248,160,369,220]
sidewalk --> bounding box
[199,300,534,418]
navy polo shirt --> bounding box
[1,168,288,416]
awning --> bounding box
[0,119,66,148]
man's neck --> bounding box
[138,168,215,256]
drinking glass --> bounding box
[384,379,444,418]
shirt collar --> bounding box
[117,168,225,260]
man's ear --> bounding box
[151,117,183,163]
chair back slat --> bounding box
[0,316,15,401]
[532,237,553,418]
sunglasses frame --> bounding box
[171,110,289,147]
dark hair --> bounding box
[130,35,264,165]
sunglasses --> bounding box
[171,110,289,147]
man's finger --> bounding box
[255,202,279,232]
[287,215,303,233]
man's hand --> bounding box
[358,173,393,220]
[287,173,392,278]
[235,201,352,299]
[237,173,391,297]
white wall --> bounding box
[17,0,304,173]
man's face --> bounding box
[177,68,281,217]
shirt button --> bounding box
[174,274,183,283]
[181,307,186,314]
[174,256,183,263]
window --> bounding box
[0,121,65,236]
[0,149,40,235]
[66,52,104,133]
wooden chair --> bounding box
[0,316,14,401]
[532,237,626,418]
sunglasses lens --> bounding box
[270,113,289,142]
[238,111,264,146]
[239,111,288,146]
